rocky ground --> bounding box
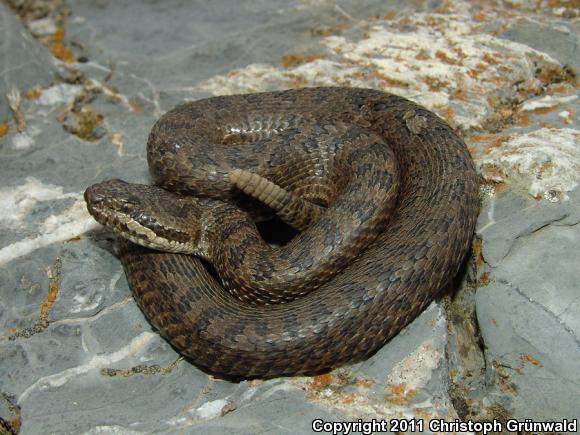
[0,0,578,434]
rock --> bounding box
[0,3,57,121]
[1,0,578,432]
[475,188,580,420]
[501,17,579,71]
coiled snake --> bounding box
[85,87,479,378]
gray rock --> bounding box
[476,189,580,268]
[64,0,421,110]
[1,0,579,433]
[0,2,457,433]
[475,189,580,421]
[0,2,57,121]
[501,17,579,71]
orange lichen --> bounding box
[487,135,510,152]
[39,280,59,322]
[49,26,75,63]
[480,163,507,184]
[128,97,142,113]
[355,378,374,388]
[452,46,467,62]
[494,182,507,193]
[282,72,307,88]
[383,10,397,20]
[547,0,573,6]
[520,354,544,368]
[0,123,9,138]
[539,122,555,129]
[372,70,408,88]
[26,86,43,100]
[514,112,530,126]
[53,25,65,43]
[415,49,431,61]
[536,64,576,86]
[310,23,351,38]
[469,133,496,143]
[548,84,571,95]
[309,373,333,390]
[435,50,462,66]
[451,86,469,101]
[440,106,456,125]
[280,54,322,68]
[478,273,492,287]
[467,62,489,79]
[388,383,406,395]
[422,76,450,92]
[472,239,484,269]
[532,105,560,115]
[472,11,488,22]
[49,43,74,63]
[39,259,62,326]
[384,383,417,405]
[341,393,357,404]
[497,107,516,122]
[482,52,501,65]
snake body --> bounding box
[86,87,479,378]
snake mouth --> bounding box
[84,182,196,253]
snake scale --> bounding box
[85,87,479,378]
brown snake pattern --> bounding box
[86,87,479,378]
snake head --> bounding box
[84,179,206,254]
